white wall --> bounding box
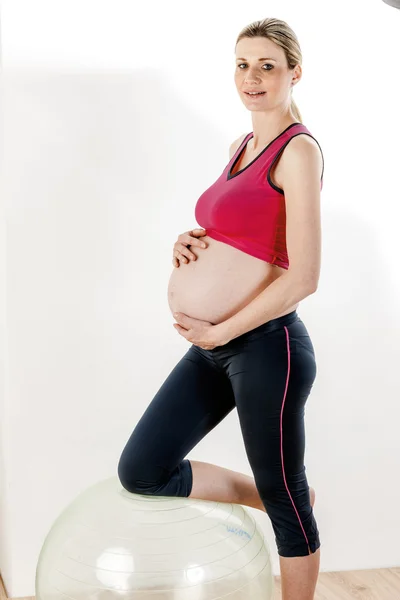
[1,0,400,597]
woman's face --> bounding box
[234,36,301,112]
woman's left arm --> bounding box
[214,135,323,345]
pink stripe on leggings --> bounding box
[280,325,312,556]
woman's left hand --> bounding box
[173,312,228,350]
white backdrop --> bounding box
[1,0,400,597]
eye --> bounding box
[237,63,273,71]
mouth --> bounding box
[244,91,266,98]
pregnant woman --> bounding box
[118,17,324,600]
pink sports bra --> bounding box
[195,122,324,270]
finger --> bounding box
[190,228,207,236]
[186,234,207,249]
[177,254,188,264]
[180,248,195,262]
[174,323,189,338]
[177,244,197,262]
[173,249,188,264]
[180,231,206,248]
[174,312,189,322]
[173,240,204,263]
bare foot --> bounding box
[309,486,316,508]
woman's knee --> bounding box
[117,453,138,492]
[117,451,162,494]
[117,455,193,498]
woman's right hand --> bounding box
[172,228,208,268]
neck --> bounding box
[250,114,298,152]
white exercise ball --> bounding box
[35,476,274,599]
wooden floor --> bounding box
[1,567,400,599]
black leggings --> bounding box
[117,310,321,558]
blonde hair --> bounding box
[235,18,303,123]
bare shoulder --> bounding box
[280,133,323,179]
[229,132,248,160]
[287,133,321,154]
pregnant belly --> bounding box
[167,236,290,325]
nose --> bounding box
[244,70,261,84]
